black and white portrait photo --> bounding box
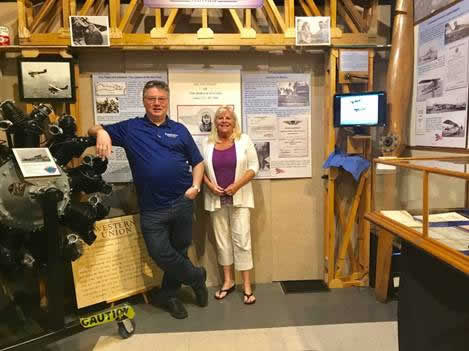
[277,81,310,107]
[70,16,110,47]
[18,57,75,103]
[199,112,212,133]
[295,16,330,46]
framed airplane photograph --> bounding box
[17,57,76,103]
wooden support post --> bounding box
[17,0,31,39]
[368,0,379,37]
[375,228,393,302]
[324,49,338,286]
[70,0,76,15]
[423,171,429,237]
[368,49,374,90]
[330,0,337,29]
[242,9,256,38]
[62,0,70,30]
[335,170,368,278]
[198,9,214,38]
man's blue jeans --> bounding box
[140,195,201,300]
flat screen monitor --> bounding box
[333,91,387,128]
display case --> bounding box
[367,155,469,274]
[365,155,469,351]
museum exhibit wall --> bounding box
[0,3,393,288]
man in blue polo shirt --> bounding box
[88,80,207,319]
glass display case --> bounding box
[367,155,469,274]
[366,156,469,351]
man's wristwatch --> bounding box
[191,184,200,193]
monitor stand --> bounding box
[351,126,369,136]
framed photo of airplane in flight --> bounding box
[17,57,76,103]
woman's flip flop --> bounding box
[243,291,256,305]
[214,284,235,300]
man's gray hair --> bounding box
[143,80,169,97]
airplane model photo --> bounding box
[48,84,69,94]
[28,69,47,78]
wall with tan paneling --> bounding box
[0,50,326,288]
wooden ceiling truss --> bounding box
[16,0,386,49]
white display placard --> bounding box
[413,0,469,148]
[13,148,61,178]
[242,72,312,179]
[168,65,241,151]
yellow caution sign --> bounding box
[80,303,135,328]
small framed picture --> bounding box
[69,16,110,47]
[18,57,76,103]
[13,148,61,178]
[295,16,331,46]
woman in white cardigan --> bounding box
[202,106,259,305]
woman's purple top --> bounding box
[213,144,236,206]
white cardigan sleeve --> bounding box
[245,135,260,175]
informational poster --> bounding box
[71,215,160,308]
[92,72,167,182]
[414,0,469,148]
[242,72,312,179]
[168,65,241,150]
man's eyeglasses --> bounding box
[144,96,168,103]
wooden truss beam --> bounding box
[340,0,368,33]
[78,0,94,16]
[31,0,57,33]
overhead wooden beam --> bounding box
[164,9,179,33]
[229,9,244,33]
[338,1,359,33]
[23,31,386,46]
[31,0,57,33]
[118,0,138,32]
[262,4,281,33]
[94,0,106,16]
[78,0,94,16]
[305,0,322,16]
[340,0,368,33]
[299,0,312,16]
[264,0,286,33]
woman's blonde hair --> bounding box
[208,105,242,143]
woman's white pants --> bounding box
[210,206,253,271]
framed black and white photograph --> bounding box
[415,0,460,24]
[18,57,76,103]
[69,16,110,47]
[295,16,331,46]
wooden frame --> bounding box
[18,56,76,103]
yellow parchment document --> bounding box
[72,215,160,308]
